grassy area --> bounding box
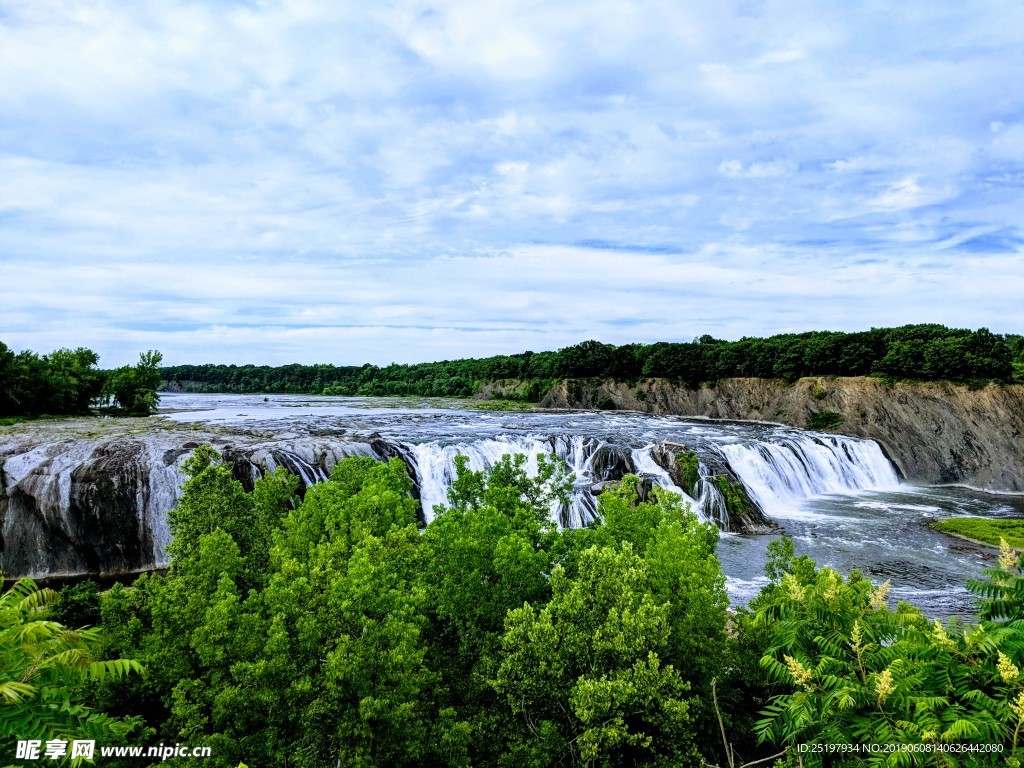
[931,517,1024,549]
[0,414,74,427]
[467,399,535,411]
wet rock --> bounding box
[588,444,635,481]
[1,440,169,580]
[0,423,386,580]
[651,442,777,534]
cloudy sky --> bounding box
[2,1,1023,366]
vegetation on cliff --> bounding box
[675,449,701,496]
[13,450,1024,766]
[806,410,845,430]
[160,324,1023,399]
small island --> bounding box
[931,517,1024,549]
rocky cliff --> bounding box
[0,418,383,581]
[540,377,1024,492]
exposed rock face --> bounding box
[0,435,179,580]
[0,418,690,580]
[541,377,1024,492]
[588,444,636,482]
[0,419,378,580]
[649,442,777,534]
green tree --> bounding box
[587,478,730,759]
[420,454,562,765]
[167,446,267,591]
[104,349,164,415]
[494,543,700,767]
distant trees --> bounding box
[4,326,1016,417]
[159,325,1021,400]
[0,342,163,418]
[2,326,1018,416]
[0,343,104,417]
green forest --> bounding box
[160,325,1024,399]
[0,342,164,419]
[4,325,1019,417]
[10,450,1024,767]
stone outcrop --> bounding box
[540,377,1024,492]
[0,419,377,580]
[649,442,777,533]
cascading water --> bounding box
[407,437,563,521]
[0,394,909,583]
[630,446,702,509]
[695,475,731,529]
[407,436,688,528]
[716,434,900,518]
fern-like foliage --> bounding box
[749,539,1024,767]
[0,576,144,761]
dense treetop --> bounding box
[3,325,1020,415]
[160,325,1023,398]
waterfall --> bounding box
[408,436,632,527]
[695,477,730,529]
[0,400,904,580]
[716,433,900,517]
[630,446,704,517]
[407,437,560,521]
[403,437,712,528]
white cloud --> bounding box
[867,178,950,212]
[1,0,1023,364]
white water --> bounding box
[630,445,701,508]
[402,431,897,530]
[409,437,557,521]
[143,396,1024,616]
[718,434,900,518]
[409,437,702,528]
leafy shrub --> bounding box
[747,536,1024,765]
[675,450,700,497]
[1,578,143,746]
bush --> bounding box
[807,410,844,430]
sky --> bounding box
[2,1,1023,366]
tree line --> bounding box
[0,341,164,418]
[13,451,1024,767]
[160,325,1024,399]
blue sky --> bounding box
[2,1,1023,366]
